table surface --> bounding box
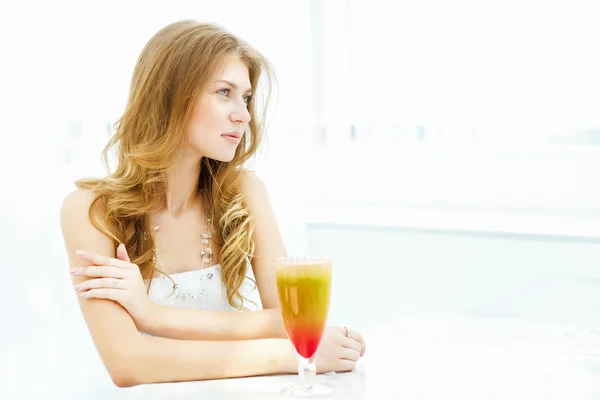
[85,317,600,400]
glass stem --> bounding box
[298,355,317,390]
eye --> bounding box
[243,95,252,105]
[218,88,230,96]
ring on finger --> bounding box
[344,326,350,337]
[113,278,119,289]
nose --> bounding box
[229,99,252,125]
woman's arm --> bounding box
[61,189,296,387]
[73,246,288,340]
[239,170,288,309]
[141,304,287,340]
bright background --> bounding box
[1,0,599,398]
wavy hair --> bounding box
[76,20,273,309]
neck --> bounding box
[164,152,202,217]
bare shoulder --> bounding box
[60,188,114,263]
[61,188,99,211]
[239,169,267,192]
[60,188,103,229]
[238,169,270,206]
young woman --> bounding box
[60,19,366,388]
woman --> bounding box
[60,20,366,388]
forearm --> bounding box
[141,304,288,341]
[126,336,296,386]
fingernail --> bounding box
[118,243,125,250]
[80,292,90,298]
[76,250,87,257]
[71,268,81,275]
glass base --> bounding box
[281,381,334,398]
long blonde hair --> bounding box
[76,20,273,309]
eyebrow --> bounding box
[213,79,253,94]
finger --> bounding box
[336,359,357,372]
[79,288,123,301]
[348,331,367,356]
[341,336,362,353]
[71,265,126,278]
[116,243,131,263]
[75,277,126,292]
[340,347,361,362]
[76,250,132,269]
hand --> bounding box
[71,244,154,328]
[313,326,367,373]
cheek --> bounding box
[194,99,223,129]
[187,122,212,152]
[187,101,208,139]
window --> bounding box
[303,0,600,232]
[320,0,600,148]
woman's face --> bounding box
[186,55,253,162]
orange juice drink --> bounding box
[276,259,332,359]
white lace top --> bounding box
[147,263,263,312]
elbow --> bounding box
[104,344,143,388]
[108,362,140,388]
[110,371,138,388]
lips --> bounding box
[221,131,241,139]
[221,131,242,145]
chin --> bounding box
[209,150,237,163]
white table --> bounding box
[363,318,600,399]
[82,317,600,399]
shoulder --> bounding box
[238,169,271,208]
[60,188,109,239]
[238,169,267,195]
[60,188,117,264]
[60,188,102,223]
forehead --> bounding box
[211,55,251,87]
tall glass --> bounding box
[276,256,334,397]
